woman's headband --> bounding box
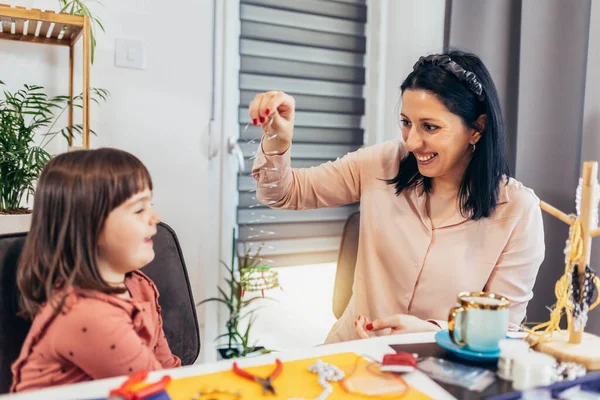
[413,55,485,102]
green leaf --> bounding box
[59,0,104,65]
[217,287,230,301]
[196,297,233,312]
[95,18,105,32]
[241,296,276,307]
[215,333,239,342]
[219,260,234,275]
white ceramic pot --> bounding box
[0,213,32,235]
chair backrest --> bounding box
[0,232,30,395]
[0,222,199,394]
[142,222,200,365]
[332,211,360,319]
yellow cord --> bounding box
[525,219,600,346]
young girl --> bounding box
[11,148,181,393]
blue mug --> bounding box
[448,291,510,352]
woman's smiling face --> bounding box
[400,89,482,181]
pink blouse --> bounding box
[11,270,180,392]
[252,139,545,343]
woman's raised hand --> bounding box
[248,91,296,155]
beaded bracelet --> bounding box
[571,263,597,331]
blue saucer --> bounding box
[435,330,500,362]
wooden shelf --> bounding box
[0,4,85,46]
[0,4,91,149]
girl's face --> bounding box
[97,189,160,282]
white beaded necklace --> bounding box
[289,360,345,400]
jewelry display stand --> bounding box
[528,161,600,369]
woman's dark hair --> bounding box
[17,148,153,319]
[387,50,510,220]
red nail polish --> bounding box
[366,323,373,331]
[253,118,257,125]
[265,109,270,115]
[259,116,265,123]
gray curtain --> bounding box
[447,0,597,332]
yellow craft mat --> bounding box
[166,352,432,399]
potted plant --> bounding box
[0,82,109,234]
[58,0,105,64]
[197,230,280,359]
[0,0,106,234]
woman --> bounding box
[249,51,545,343]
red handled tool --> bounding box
[232,359,283,396]
[380,352,418,373]
[109,370,171,400]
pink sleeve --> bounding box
[52,300,164,379]
[252,141,369,210]
[485,201,545,328]
[154,328,181,368]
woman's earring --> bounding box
[471,143,476,153]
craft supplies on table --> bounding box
[417,356,496,393]
[484,371,600,400]
[165,352,432,399]
[511,352,557,391]
[232,359,282,395]
[380,352,418,373]
[497,339,530,381]
[390,339,591,399]
[108,371,171,400]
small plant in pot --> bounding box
[197,230,280,359]
[0,81,109,233]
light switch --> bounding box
[115,38,146,70]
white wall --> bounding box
[1,0,219,361]
[367,0,446,146]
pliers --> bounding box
[109,370,171,400]
[232,359,283,396]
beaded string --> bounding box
[527,179,600,345]
[340,354,410,398]
[237,122,283,294]
[240,122,283,266]
[572,263,598,332]
[288,360,345,400]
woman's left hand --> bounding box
[355,314,440,339]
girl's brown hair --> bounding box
[17,148,153,319]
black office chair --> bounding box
[332,211,360,319]
[0,222,200,394]
[0,233,30,395]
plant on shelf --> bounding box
[197,229,280,359]
[0,81,109,214]
[58,0,105,64]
